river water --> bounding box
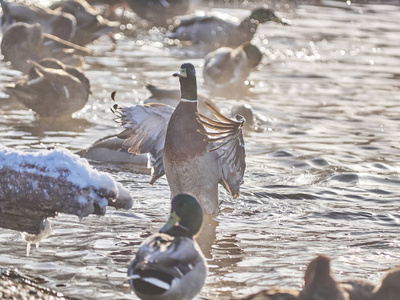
[0,1,399,299]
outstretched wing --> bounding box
[197,101,246,198]
[111,93,175,184]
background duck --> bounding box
[49,0,119,46]
[299,256,349,300]
[203,42,262,95]
[5,59,90,118]
[124,0,191,27]
[1,22,92,73]
[372,267,400,300]
[112,63,246,215]
[0,0,76,41]
[167,7,289,51]
[128,194,207,300]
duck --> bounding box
[203,42,262,94]
[0,0,76,41]
[167,7,289,50]
[112,63,246,215]
[298,255,349,300]
[5,58,90,118]
[124,0,191,27]
[236,287,299,300]
[49,0,119,46]
[1,22,92,73]
[128,193,207,300]
[372,267,400,300]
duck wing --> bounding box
[111,96,175,184]
[197,100,246,198]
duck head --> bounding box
[250,8,289,25]
[159,194,203,239]
[173,63,197,101]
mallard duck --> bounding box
[128,193,207,300]
[203,42,262,94]
[1,22,92,72]
[112,63,246,215]
[167,7,289,50]
[5,58,90,117]
[299,255,350,300]
[125,0,191,26]
[372,267,400,300]
[49,0,119,46]
[0,0,76,41]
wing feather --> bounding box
[111,95,174,184]
[197,101,246,198]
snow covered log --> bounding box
[0,147,133,229]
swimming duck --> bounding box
[128,193,207,300]
[112,63,246,215]
[203,42,262,94]
[125,0,191,27]
[167,7,289,50]
[49,0,119,46]
[0,0,76,41]
[1,22,92,73]
[299,255,349,300]
[5,58,90,117]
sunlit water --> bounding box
[1,1,400,299]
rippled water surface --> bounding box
[1,1,400,299]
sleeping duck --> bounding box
[112,63,246,215]
[0,0,76,41]
[124,0,191,27]
[203,42,262,95]
[128,193,207,300]
[1,22,92,73]
[167,7,289,50]
[5,58,90,118]
[49,0,119,46]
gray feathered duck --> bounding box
[112,63,245,215]
[49,0,119,46]
[203,42,262,94]
[0,0,76,41]
[128,193,207,300]
[1,22,92,73]
[125,0,191,27]
[5,58,90,118]
[167,7,289,50]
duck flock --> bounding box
[0,0,399,300]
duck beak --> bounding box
[159,211,180,233]
[172,67,187,78]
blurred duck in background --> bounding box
[203,42,262,95]
[125,0,192,27]
[5,58,91,118]
[167,7,289,51]
[1,22,92,73]
[298,256,349,300]
[0,0,76,41]
[49,0,119,46]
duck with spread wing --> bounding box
[112,63,245,215]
